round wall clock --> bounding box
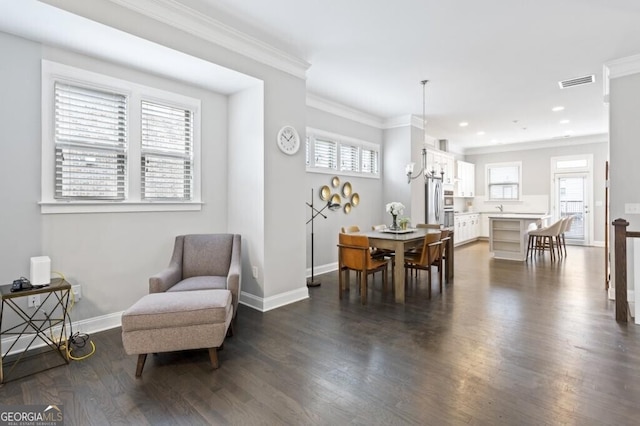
[276,125,300,155]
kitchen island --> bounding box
[488,213,551,261]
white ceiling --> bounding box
[191,0,640,151]
[3,1,640,152]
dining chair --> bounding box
[404,232,442,299]
[416,223,441,229]
[558,215,574,256]
[405,224,439,262]
[337,233,389,304]
[370,224,395,275]
[341,225,361,234]
[526,218,564,261]
[434,229,452,293]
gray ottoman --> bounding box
[121,289,233,377]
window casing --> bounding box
[306,128,380,178]
[41,60,201,213]
[486,162,521,201]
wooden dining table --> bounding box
[360,227,454,303]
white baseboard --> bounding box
[306,262,338,277]
[239,286,309,312]
[1,311,123,358]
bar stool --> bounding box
[526,218,564,261]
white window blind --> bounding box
[314,138,337,169]
[362,148,379,174]
[340,144,359,172]
[487,163,520,200]
[54,82,127,199]
[305,136,310,166]
[141,101,193,200]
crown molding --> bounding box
[382,114,416,129]
[464,133,608,155]
[604,53,640,80]
[306,93,384,128]
[106,0,310,79]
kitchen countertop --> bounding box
[487,213,550,219]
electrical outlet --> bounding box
[252,266,258,279]
[28,295,41,308]
[72,285,82,301]
[625,203,640,214]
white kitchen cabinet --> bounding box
[426,148,455,186]
[454,213,480,246]
[455,160,475,197]
[454,215,462,245]
[480,213,490,238]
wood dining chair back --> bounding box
[416,223,441,230]
[341,225,361,234]
[404,232,442,299]
[435,229,452,292]
[338,233,389,304]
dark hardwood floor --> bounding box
[2,241,639,425]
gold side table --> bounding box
[0,278,71,384]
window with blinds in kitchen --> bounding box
[486,162,521,201]
[41,60,201,213]
[305,128,379,178]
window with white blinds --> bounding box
[42,60,201,213]
[141,101,193,200]
[314,138,338,169]
[361,148,378,175]
[306,128,380,178]
[487,162,521,200]
[340,144,359,172]
[54,83,127,199]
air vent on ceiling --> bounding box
[558,74,595,89]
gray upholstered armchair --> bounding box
[149,234,242,317]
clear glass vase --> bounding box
[390,214,399,230]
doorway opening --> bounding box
[550,155,593,246]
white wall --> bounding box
[228,84,265,297]
[609,70,640,301]
[305,106,384,271]
[383,124,413,221]
[0,32,42,287]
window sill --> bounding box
[305,167,380,179]
[39,201,203,214]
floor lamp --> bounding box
[306,188,340,287]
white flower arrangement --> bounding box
[386,202,405,216]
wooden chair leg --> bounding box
[360,271,368,304]
[135,354,147,377]
[209,347,220,369]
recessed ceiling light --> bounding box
[491,139,499,144]
[476,131,485,136]
[559,119,570,124]
[552,106,565,112]
[459,122,469,127]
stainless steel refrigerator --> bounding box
[425,175,444,225]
